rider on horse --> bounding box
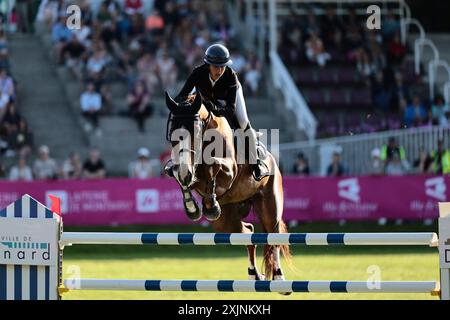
[165,43,270,181]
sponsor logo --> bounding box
[425,177,447,201]
[338,178,360,203]
[136,189,159,213]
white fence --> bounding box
[279,126,450,175]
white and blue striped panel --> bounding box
[64,279,438,293]
[0,194,60,300]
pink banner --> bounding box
[0,175,448,226]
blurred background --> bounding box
[0,0,449,228]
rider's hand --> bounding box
[216,100,226,109]
[204,100,216,111]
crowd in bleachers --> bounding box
[37,0,262,134]
[291,137,450,176]
[0,25,35,177]
[278,6,450,137]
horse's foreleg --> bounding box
[202,163,222,221]
[180,186,202,221]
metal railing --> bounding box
[279,126,449,176]
[444,82,450,105]
[429,60,450,101]
[270,50,318,141]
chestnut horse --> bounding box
[165,92,291,283]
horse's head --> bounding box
[165,92,204,187]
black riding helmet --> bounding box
[203,43,233,67]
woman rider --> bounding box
[165,43,269,181]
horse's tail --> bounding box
[263,219,293,280]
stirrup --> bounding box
[164,161,174,178]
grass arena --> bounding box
[1,195,449,300]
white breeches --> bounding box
[235,83,250,129]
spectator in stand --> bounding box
[80,82,102,134]
[129,147,153,179]
[33,145,59,180]
[211,13,234,42]
[145,9,165,38]
[9,119,33,158]
[82,148,106,179]
[305,31,331,67]
[230,49,247,76]
[367,148,384,175]
[380,137,406,170]
[403,95,428,127]
[292,152,310,176]
[180,34,204,71]
[62,35,87,80]
[2,103,22,133]
[16,0,31,33]
[124,0,144,16]
[156,49,178,93]
[356,49,376,79]
[123,80,153,132]
[86,45,110,82]
[0,124,10,156]
[327,151,347,177]
[52,16,73,63]
[62,151,83,179]
[9,157,33,181]
[136,52,159,95]
[381,11,400,41]
[387,32,407,65]
[413,147,432,174]
[73,19,92,48]
[0,87,10,121]
[244,52,261,96]
[343,9,364,60]
[385,152,410,175]
[429,139,450,175]
[36,0,62,30]
[0,30,8,64]
[431,96,450,125]
[392,71,410,112]
[100,21,122,54]
[96,2,114,24]
[0,67,15,100]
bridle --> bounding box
[166,110,213,162]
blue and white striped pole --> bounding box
[63,279,439,294]
[60,232,439,247]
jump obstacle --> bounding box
[1,194,449,300]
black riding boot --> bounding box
[244,123,270,181]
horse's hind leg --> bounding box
[211,203,264,281]
[253,171,292,288]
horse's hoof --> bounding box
[203,204,221,221]
[184,201,202,221]
[273,274,291,295]
[186,209,202,221]
[248,268,265,280]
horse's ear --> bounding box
[165,91,178,113]
[191,93,202,113]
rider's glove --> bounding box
[204,100,218,112]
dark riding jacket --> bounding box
[175,63,240,128]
